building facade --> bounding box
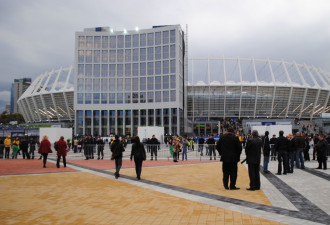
[74,25,187,137]
[11,78,31,114]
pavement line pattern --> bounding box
[64,160,329,225]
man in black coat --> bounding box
[149,135,160,160]
[206,135,216,160]
[216,127,242,190]
[96,137,105,160]
[262,131,271,173]
[274,130,289,175]
[245,130,262,191]
[198,137,205,156]
[316,135,328,170]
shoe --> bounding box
[315,167,322,169]
[283,173,287,175]
[246,188,255,191]
[101,157,103,160]
[151,158,153,160]
[173,160,178,162]
[301,167,305,169]
[85,158,89,160]
[137,177,141,180]
[56,164,59,168]
[43,166,46,168]
[276,173,281,175]
[230,187,240,190]
[224,186,229,190]
[323,168,327,170]
[263,171,270,174]
[97,158,100,160]
[214,158,216,160]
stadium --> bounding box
[17,58,330,135]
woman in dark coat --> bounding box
[130,136,147,180]
[38,135,53,168]
[111,135,125,179]
[56,136,68,168]
[316,135,328,170]
[245,130,262,191]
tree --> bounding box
[0,112,25,124]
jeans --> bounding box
[115,157,122,176]
[296,148,305,168]
[288,152,295,172]
[182,147,187,161]
[263,156,270,172]
[198,145,203,156]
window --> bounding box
[101,78,108,91]
[155,32,161,45]
[93,93,100,104]
[101,64,108,77]
[147,33,154,46]
[109,78,116,91]
[171,90,176,101]
[155,76,161,89]
[140,92,146,103]
[163,75,169,89]
[125,35,131,48]
[102,50,108,63]
[78,79,84,91]
[117,35,124,48]
[170,60,175,73]
[148,92,154,103]
[125,63,131,76]
[140,63,146,76]
[163,60,169,74]
[132,92,139,103]
[109,93,115,104]
[147,77,154,90]
[102,36,108,48]
[78,50,84,63]
[147,62,154,75]
[125,78,131,91]
[147,47,154,60]
[140,33,146,47]
[163,46,169,59]
[86,36,93,48]
[170,30,176,43]
[132,78,138,91]
[78,64,84,76]
[79,36,85,48]
[133,63,139,76]
[155,46,161,60]
[125,49,131,62]
[93,79,100,91]
[117,93,123,104]
[101,93,107,104]
[170,44,175,58]
[85,93,92,104]
[133,48,139,61]
[109,64,116,77]
[163,91,169,102]
[155,61,161,75]
[133,34,139,47]
[125,93,131,103]
[170,75,176,88]
[93,64,100,76]
[86,50,92,63]
[117,64,123,77]
[85,78,92,91]
[85,64,92,76]
[77,93,83,104]
[163,31,169,44]
[155,91,161,102]
[140,48,146,61]
[140,77,146,90]
[117,78,123,91]
[110,36,116,48]
[94,51,100,63]
[94,36,101,48]
[117,49,123,62]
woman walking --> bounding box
[38,135,52,168]
[130,136,146,180]
[56,136,67,168]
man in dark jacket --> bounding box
[29,138,36,159]
[111,135,125,179]
[245,130,262,191]
[216,127,242,190]
[149,135,160,161]
[20,137,30,159]
[198,137,205,156]
[294,132,305,169]
[274,130,289,175]
[206,135,216,160]
[270,135,277,160]
[262,131,271,173]
[96,137,105,160]
[316,135,328,170]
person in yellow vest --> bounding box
[4,136,11,159]
[12,137,20,159]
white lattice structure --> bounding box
[17,66,75,123]
[188,58,330,120]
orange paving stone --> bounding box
[0,159,76,175]
[111,162,272,206]
[0,172,285,225]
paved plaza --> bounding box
[0,148,330,225]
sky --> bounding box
[0,0,330,113]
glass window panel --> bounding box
[171,90,176,101]
[132,78,138,91]
[148,62,154,75]
[93,79,100,91]
[85,93,91,104]
[110,36,116,48]
[86,50,92,63]
[125,49,131,62]
[163,45,169,59]
[125,35,131,48]
[125,78,131,91]
[140,48,146,61]
[170,30,175,43]
[163,91,169,102]
[93,93,100,104]
[133,63,139,76]
[155,46,161,60]
[117,49,123,62]
[147,47,154,60]
[109,93,115,104]
[78,50,84,63]
[102,50,108,63]
[125,63,131,76]
[140,92,146,103]
[117,93,123,104]
[93,64,100,76]
[163,31,169,44]
[94,36,101,48]
[85,64,92,76]
[78,64,84,76]
[117,64,123,76]
[155,32,161,45]
[109,78,116,91]
[147,33,154,46]
[148,92,154,103]
[109,64,116,77]
[148,77,154,90]
[86,36,93,48]
[101,93,107,104]
[101,78,108,91]
[117,78,123,91]
[101,64,108,77]
[117,35,124,48]
[163,75,169,89]
[94,50,100,63]
[155,76,161,89]
[102,36,108,48]
[77,78,84,91]
[109,50,116,62]
[125,92,131,104]
[140,77,146,90]
[133,48,139,61]
[132,92,139,103]
[140,62,146,76]
[155,61,161,75]
[155,91,161,102]
[133,34,139,47]
[170,60,175,73]
[163,60,169,74]
[85,78,92,91]
[170,44,175,58]
[140,33,146,47]
[77,93,83,104]
[78,36,85,48]
[170,75,176,88]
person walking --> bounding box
[181,136,188,161]
[4,136,11,159]
[315,135,328,170]
[262,131,271,173]
[207,135,216,160]
[149,135,160,161]
[245,130,262,191]
[216,127,242,190]
[111,135,125,179]
[198,136,205,156]
[96,137,105,160]
[130,136,146,180]
[20,137,30,159]
[294,132,305,169]
[274,130,289,175]
[38,135,53,168]
[56,136,67,168]
[29,138,36,159]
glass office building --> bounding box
[74,25,187,136]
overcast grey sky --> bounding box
[0,0,330,113]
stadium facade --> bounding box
[17,26,330,137]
